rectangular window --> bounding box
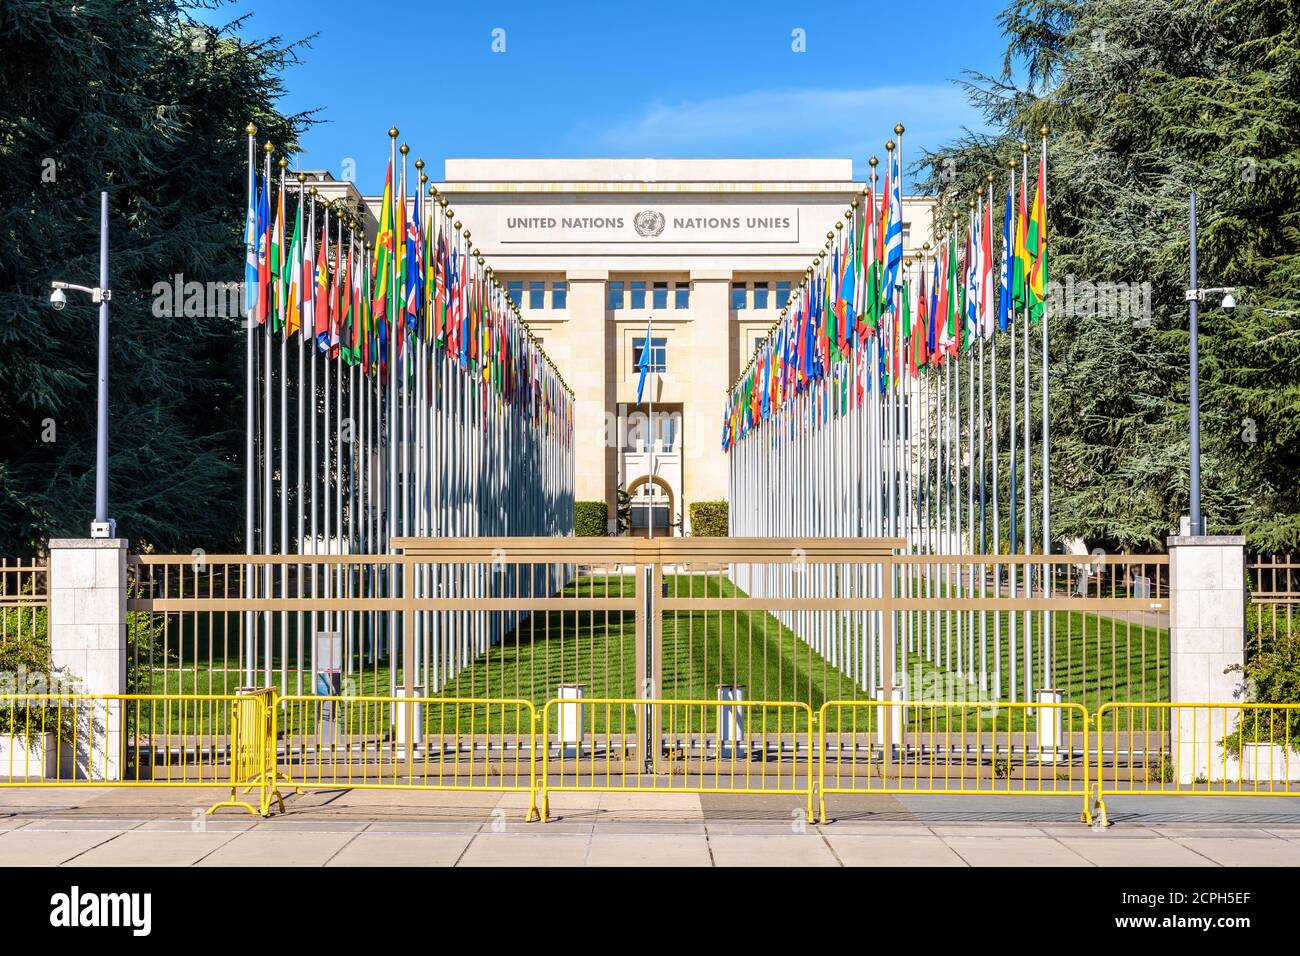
[652,281,668,310]
[551,281,567,310]
[630,280,646,310]
[674,282,690,309]
[529,281,545,310]
[753,281,769,310]
[660,414,676,452]
[507,280,523,308]
[731,283,747,310]
[776,281,791,308]
[632,336,667,374]
[608,281,624,310]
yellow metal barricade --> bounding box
[539,697,814,822]
[818,699,1093,824]
[1094,702,1300,826]
[275,695,539,821]
[0,693,278,815]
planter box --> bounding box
[1241,743,1300,783]
[0,732,57,780]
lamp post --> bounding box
[50,191,114,538]
[1183,191,1239,537]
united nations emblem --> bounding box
[633,209,666,238]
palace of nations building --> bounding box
[334,159,934,535]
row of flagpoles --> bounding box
[241,124,575,694]
[727,124,1055,701]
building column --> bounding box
[1167,534,1246,783]
[567,271,615,528]
[684,270,732,535]
[48,537,128,780]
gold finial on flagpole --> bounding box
[885,141,895,152]
[389,127,399,139]
[263,141,274,155]
[895,123,905,136]
[1040,125,1049,137]
[1021,142,1029,154]
[399,143,409,156]
[278,158,287,170]
[987,172,994,184]
[245,123,257,136]
[869,156,878,168]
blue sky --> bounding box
[208,0,1009,193]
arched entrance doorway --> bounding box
[627,475,675,537]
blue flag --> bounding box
[636,315,652,404]
[999,181,1013,332]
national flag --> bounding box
[999,178,1013,333]
[243,174,258,316]
[373,162,394,318]
[882,149,904,306]
[255,180,270,325]
[269,183,285,330]
[285,198,303,336]
[313,219,329,351]
[1028,150,1049,322]
[1013,165,1029,308]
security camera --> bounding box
[1221,292,1236,314]
[49,287,66,311]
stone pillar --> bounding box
[567,271,615,526]
[684,271,732,534]
[48,538,128,780]
[1167,534,1246,784]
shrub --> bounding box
[575,500,609,537]
[1223,628,1300,754]
[689,500,729,537]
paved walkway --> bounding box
[1,788,1297,866]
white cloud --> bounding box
[568,85,981,171]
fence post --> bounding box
[48,538,127,781]
[1168,534,1246,784]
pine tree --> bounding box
[0,1,312,554]
[918,0,1300,550]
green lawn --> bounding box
[129,572,1167,734]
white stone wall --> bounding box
[48,538,128,781]
[1167,535,1246,784]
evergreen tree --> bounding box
[918,0,1300,550]
[0,0,311,554]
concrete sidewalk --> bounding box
[1,787,1297,866]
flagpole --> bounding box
[1021,139,1033,700]
[277,155,289,695]
[1039,127,1052,687]
[648,311,655,541]
[243,122,256,688]
[991,169,1003,699]
[296,173,307,694]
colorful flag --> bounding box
[999,178,1012,333]
[255,180,270,325]
[285,198,303,336]
[243,174,259,316]
[269,183,285,330]
[373,161,394,318]
[1028,150,1048,322]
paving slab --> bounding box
[1174,837,1300,867]
[705,833,839,867]
[0,828,121,866]
[823,833,966,866]
[326,832,474,867]
[1056,837,1215,867]
[65,830,241,867]
[587,833,711,867]
[937,836,1092,867]
[195,830,358,866]
[457,831,593,867]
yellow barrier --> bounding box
[275,695,539,821]
[0,693,279,816]
[1094,702,1300,826]
[538,696,815,822]
[818,700,1093,824]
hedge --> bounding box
[575,500,609,537]
[689,501,729,537]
